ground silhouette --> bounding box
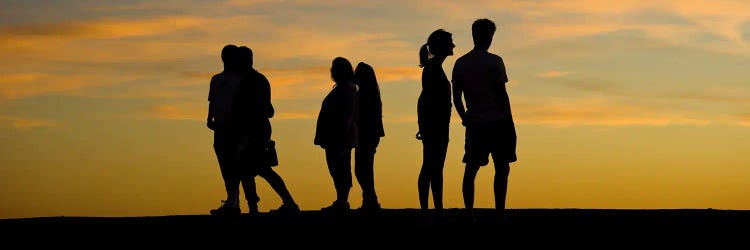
[2,208,748,248]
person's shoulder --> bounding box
[251,68,265,76]
[455,52,472,63]
[252,69,269,81]
[487,51,504,61]
[338,82,357,93]
[210,72,224,85]
[479,52,504,68]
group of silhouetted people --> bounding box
[206,18,516,221]
[207,45,299,215]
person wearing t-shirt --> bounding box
[452,18,517,222]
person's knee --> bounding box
[492,160,510,174]
[465,164,480,175]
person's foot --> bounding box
[467,208,477,223]
[357,200,381,213]
[270,203,301,215]
[247,202,259,215]
[321,200,350,214]
[209,200,241,216]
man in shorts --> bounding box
[452,18,517,222]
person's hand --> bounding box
[207,120,215,130]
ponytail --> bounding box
[418,43,429,68]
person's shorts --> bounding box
[462,120,517,166]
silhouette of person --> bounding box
[234,46,300,214]
[207,44,245,216]
[353,62,384,212]
[314,57,359,213]
[416,29,455,212]
[451,18,517,221]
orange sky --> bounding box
[1,0,749,219]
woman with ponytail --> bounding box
[416,29,455,213]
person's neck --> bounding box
[473,45,490,51]
[432,56,446,65]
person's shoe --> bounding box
[357,200,381,213]
[247,202,260,215]
[209,200,241,216]
[246,208,260,216]
[270,203,301,215]
[321,201,350,214]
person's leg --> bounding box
[214,139,233,201]
[462,164,480,210]
[325,148,352,205]
[354,142,379,207]
[417,139,433,210]
[493,160,511,218]
[338,149,353,203]
[492,120,515,221]
[257,167,296,206]
[431,126,449,210]
[461,124,489,220]
[239,173,259,213]
[215,133,236,201]
[236,141,263,214]
[238,159,259,213]
[211,131,241,215]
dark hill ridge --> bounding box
[2,208,748,248]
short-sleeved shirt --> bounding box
[234,69,274,143]
[451,49,512,124]
[208,71,242,130]
[314,81,359,150]
[418,61,452,126]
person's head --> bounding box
[330,57,354,84]
[221,44,239,70]
[419,29,454,68]
[237,46,253,69]
[472,18,496,50]
[354,62,379,91]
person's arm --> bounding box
[451,65,467,125]
[207,102,215,130]
[207,77,216,130]
[258,73,274,119]
[494,57,510,106]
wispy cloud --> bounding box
[513,97,726,127]
[178,66,421,101]
[226,0,288,6]
[2,0,749,129]
[432,0,750,55]
[151,104,204,121]
[535,71,572,78]
[736,113,750,126]
[0,72,148,100]
[276,112,317,120]
[0,72,99,100]
[555,79,750,105]
[0,16,210,40]
[0,116,59,129]
[150,103,320,121]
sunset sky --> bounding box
[1,0,749,219]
